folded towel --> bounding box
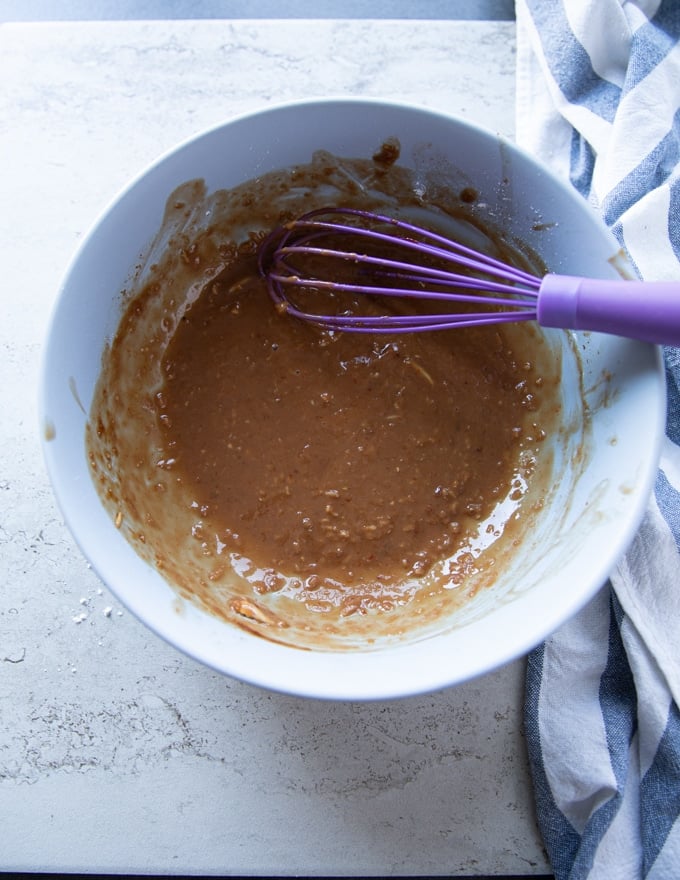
[516,2,680,877]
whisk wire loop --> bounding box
[267,265,539,309]
[273,245,540,301]
[283,211,541,287]
[291,309,540,334]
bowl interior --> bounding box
[40,99,664,699]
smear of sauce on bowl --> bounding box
[87,145,565,650]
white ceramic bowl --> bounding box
[40,98,664,700]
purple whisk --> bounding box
[258,207,680,345]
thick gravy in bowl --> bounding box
[86,147,567,651]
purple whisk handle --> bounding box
[537,275,680,346]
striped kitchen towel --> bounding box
[516,2,680,878]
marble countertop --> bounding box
[0,18,551,877]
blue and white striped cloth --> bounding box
[516,2,680,877]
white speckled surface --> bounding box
[0,19,551,876]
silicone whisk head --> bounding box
[258,207,543,333]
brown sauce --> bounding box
[87,147,562,650]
